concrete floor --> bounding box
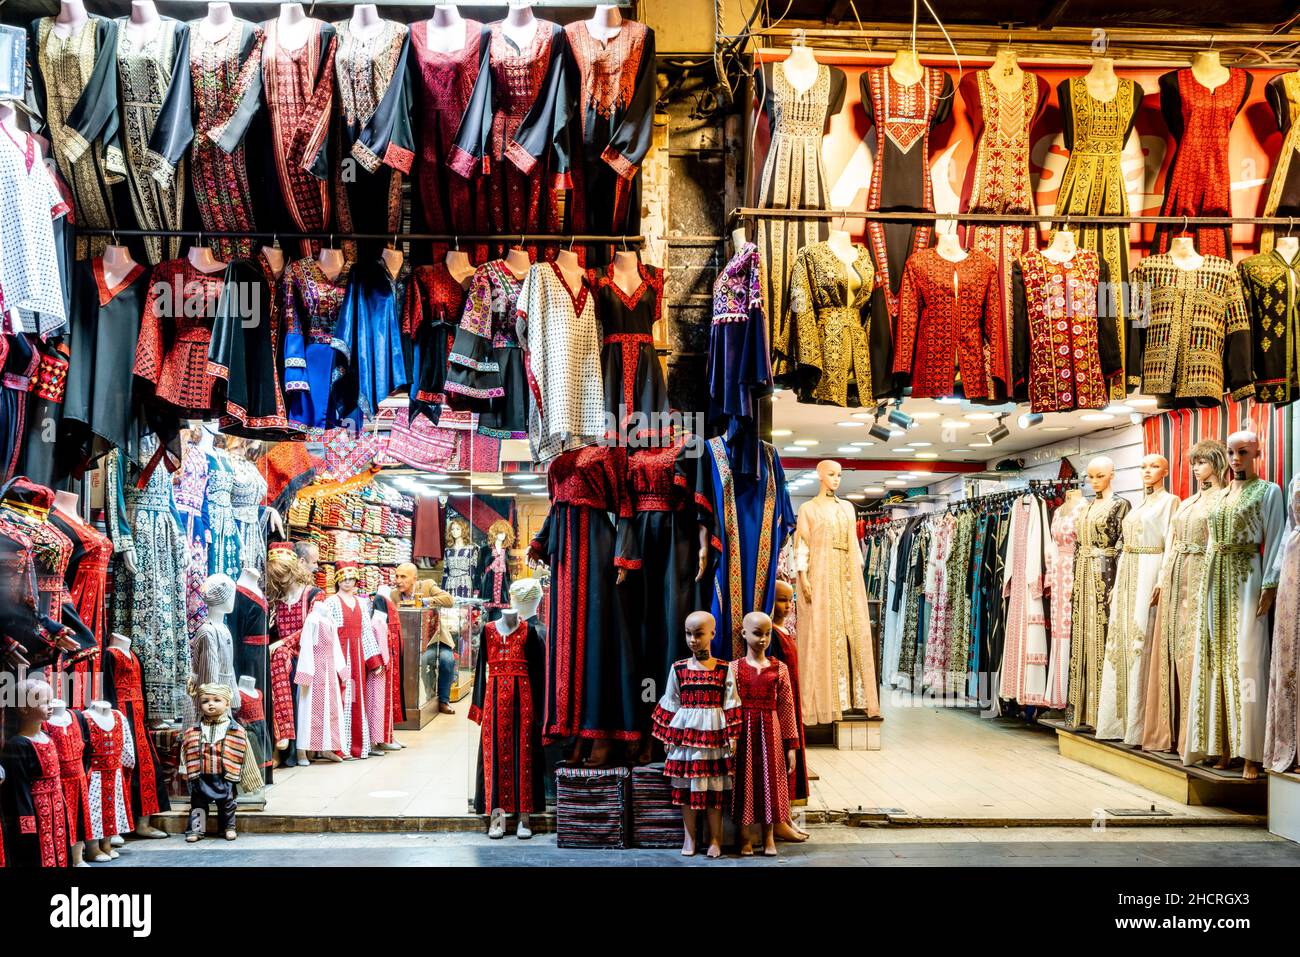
[104,826,1300,867]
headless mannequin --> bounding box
[504,246,531,279]
[934,231,968,263]
[54,0,89,37]
[382,246,404,279]
[446,249,474,284]
[554,248,584,297]
[260,241,285,279]
[350,3,385,38]
[102,244,139,288]
[53,489,80,520]
[203,2,234,35]
[428,4,466,54]
[0,102,21,137]
[1085,57,1119,102]
[732,226,748,254]
[125,1,161,43]
[486,598,532,839]
[1190,50,1230,91]
[1276,235,1300,264]
[85,700,122,861]
[108,632,167,838]
[277,2,313,51]
[1169,235,1204,271]
[1044,228,1077,262]
[585,4,622,43]
[782,41,819,96]
[501,4,538,51]
[889,47,925,87]
[611,250,640,296]
[318,245,345,281]
[238,567,261,598]
[826,228,863,298]
[989,47,1023,93]
[46,698,88,866]
[188,244,225,274]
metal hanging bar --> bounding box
[729,207,1300,228]
[77,228,647,246]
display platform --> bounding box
[1267,771,1300,844]
[1041,719,1268,811]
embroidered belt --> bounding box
[1122,544,1164,554]
[89,755,122,772]
[634,494,680,511]
[603,333,653,346]
[30,778,58,796]
[1174,542,1206,555]
[488,661,529,678]
[1085,546,1117,557]
[1211,542,1258,556]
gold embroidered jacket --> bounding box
[1238,250,1300,405]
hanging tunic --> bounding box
[1055,76,1142,398]
[85,709,135,840]
[45,713,91,845]
[959,69,1048,362]
[998,495,1052,706]
[1237,250,1300,406]
[1142,490,1215,754]
[518,262,605,464]
[778,241,875,407]
[404,261,470,424]
[114,16,188,264]
[1262,71,1300,253]
[794,494,880,722]
[895,248,1006,401]
[0,127,71,335]
[707,241,772,478]
[1187,479,1284,765]
[592,261,669,437]
[1129,253,1253,409]
[1067,495,1131,729]
[942,510,977,693]
[204,451,242,578]
[410,19,489,259]
[332,19,414,262]
[1097,489,1179,744]
[1265,476,1300,772]
[1011,249,1122,413]
[31,16,123,260]
[261,18,337,258]
[0,735,68,867]
[50,509,111,700]
[450,20,570,258]
[921,513,955,690]
[1044,497,1088,709]
[562,19,658,243]
[322,592,382,759]
[1152,69,1251,258]
[282,256,350,434]
[133,258,225,419]
[332,258,410,428]
[897,522,932,689]
[294,605,348,753]
[532,444,638,742]
[468,619,545,814]
[102,644,171,819]
[651,658,741,808]
[729,657,798,826]
[445,259,529,438]
[861,65,953,394]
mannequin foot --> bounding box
[185,833,201,844]
[706,842,723,859]
[739,841,754,857]
[277,738,290,752]
[377,741,402,751]
[1243,760,1260,781]
[110,834,125,848]
[681,834,696,857]
[584,739,613,767]
[763,841,779,857]
[108,848,121,860]
[134,819,169,839]
[636,740,654,765]
[517,815,532,840]
[1214,755,1233,771]
[319,751,343,763]
[488,809,506,839]
[774,821,808,842]
[224,830,237,841]
[89,849,113,862]
[296,750,311,766]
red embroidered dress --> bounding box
[592,261,669,436]
[468,619,545,814]
[261,18,337,258]
[410,19,489,260]
[729,658,798,826]
[85,709,135,840]
[103,645,171,819]
[270,587,322,745]
[133,258,225,417]
[49,509,111,659]
[895,248,1006,401]
[772,624,808,801]
[1153,68,1252,258]
[1011,248,1122,413]
[45,714,91,845]
[652,658,741,808]
[0,735,69,867]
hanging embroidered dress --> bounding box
[269,585,323,747]
[114,16,188,264]
[1237,249,1300,406]
[0,734,68,867]
[1096,489,1179,744]
[1187,479,1284,766]
[233,586,272,778]
[998,495,1052,706]
[50,509,112,696]
[410,19,489,260]
[321,592,382,759]
[204,451,242,578]
[230,455,267,578]
[332,18,414,262]
[1054,76,1142,398]
[707,241,772,478]
[1043,496,1088,709]
[30,15,123,260]
[331,258,410,428]
[958,68,1048,361]
[1265,476,1300,772]
[0,127,71,336]
[1141,489,1215,754]
[468,618,546,814]
[477,543,512,608]
[85,709,135,840]
[1262,71,1300,253]
[261,17,337,258]
[445,259,529,438]
[133,258,225,419]
[282,256,350,434]
[778,241,875,407]
[861,65,953,396]
[1067,494,1130,729]
[754,59,846,340]
[404,261,470,424]
[1152,69,1251,258]
[592,260,669,437]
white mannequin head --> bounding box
[816,459,842,495]
[200,574,237,617]
[1227,430,1262,481]
[1086,456,1115,496]
[509,578,544,621]
[1139,453,1169,490]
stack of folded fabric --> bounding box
[555,767,629,849]
[629,764,680,848]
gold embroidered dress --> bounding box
[1186,479,1284,765]
[1055,76,1142,398]
[1237,249,1300,405]
[1067,493,1130,729]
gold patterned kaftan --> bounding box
[1055,76,1142,399]
[1186,479,1284,765]
[1067,493,1130,729]
[1237,250,1300,406]
[794,494,880,724]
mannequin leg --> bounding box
[185,805,207,844]
[680,807,697,856]
[296,749,312,765]
[70,840,86,867]
[1244,759,1261,781]
[216,782,238,840]
[134,814,168,839]
[584,738,612,767]
[705,807,724,858]
[102,837,119,860]
[762,824,778,857]
[516,813,532,839]
[739,825,754,856]
[775,820,808,842]
[488,808,507,839]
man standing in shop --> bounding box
[395,563,457,716]
[294,541,321,581]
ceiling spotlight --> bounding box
[1017,412,1044,429]
[868,416,893,442]
[987,414,1010,445]
[1129,412,1144,426]
[887,401,913,430]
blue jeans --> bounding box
[421,644,456,704]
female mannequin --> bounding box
[350,2,384,35]
[1068,456,1131,729]
[586,3,622,42]
[890,46,924,86]
[989,45,1022,90]
[553,247,585,296]
[318,244,345,282]
[1168,234,1204,270]
[1097,455,1178,744]
[267,544,321,766]
[611,248,641,297]
[794,460,880,724]
[54,0,88,34]
[500,2,537,50]
[427,3,465,53]
[781,32,819,94]
[295,602,347,762]
[442,517,477,597]
[233,567,272,781]
[1277,234,1300,265]
[84,699,135,862]
[446,248,474,284]
[0,679,68,867]
[1190,49,1231,90]
[934,231,968,261]
[1044,227,1077,262]
[260,241,286,280]
[125,1,160,40]
[45,697,91,866]
[479,520,514,609]
[368,586,400,752]
[826,227,858,268]
[188,243,225,274]
[203,1,233,30]
[103,632,171,838]
[276,1,311,48]
[1085,56,1119,101]
[1266,473,1300,772]
[102,244,139,289]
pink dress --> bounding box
[730,659,798,827]
[1045,498,1087,709]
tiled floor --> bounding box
[255,694,1251,822]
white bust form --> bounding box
[428,3,465,53]
[501,2,537,51]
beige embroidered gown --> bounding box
[1067,494,1130,729]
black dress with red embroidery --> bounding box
[0,734,69,868]
[402,262,470,425]
[530,444,638,743]
[232,586,271,782]
[591,261,669,437]
[469,618,546,814]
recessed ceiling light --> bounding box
[836,421,865,428]
[1080,413,1114,422]
[864,486,885,494]
[964,412,996,421]
[530,492,549,497]
[885,479,908,487]
[936,397,962,404]
[846,493,866,500]
[941,420,971,429]
[914,452,939,459]
[889,429,906,437]
[910,411,942,420]
[509,474,540,482]
[521,484,547,491]
[894,447,914,454]
[772,429,793,437]
[907,441,932,448]
[836,446,858,454]
[794,439,819,446]
[1041,426,1070,432]
[851,441,875,447]
[1128,396,1158,408]
[948,449,971,454]
[850,411,874,420]
[782,445,803,453]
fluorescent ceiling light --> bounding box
[1041,426,1070,433]
[1128,396,1158,408]
[846,493,866,500]
[907,441,932,448]
[885,479,907,487]
[793,439,819,446]
[864,486,885,494]
[1080,413,1114,422]
[936,397,962,404]
[914,452,939,459]
[836,421,865,428]
[910,411,942,420]
[889,429,906,438]
[772,429,793,437]
[782,446,803,454]
[1103,404,1132,415]
[964,412,996,421]
[836,446,858,454]
[851,441,875,447]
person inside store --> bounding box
[294,541,321,582]
[395,562,457,715]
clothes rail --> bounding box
[755,26,1300,47]
[729,208,1300,228]
[77,228,647,246]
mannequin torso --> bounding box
[427,4,465,53]
[1190,50,1230,92]
[1169,235,1205,271]
[781,44,820,95]
[501,4,537,51]
[1085,57,1119,102]
[889,48,925,87]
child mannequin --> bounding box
[45,697,91,866]
[652,611,740,858]
[769,580,809,841]
[1,678,69,867]
[183,683,248,842]
[84,700,135,861]
[729,612,799,857]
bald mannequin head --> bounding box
[773,579,793,627]
[1140,453,1169,491]
[684,611,716,660]
[742,611,773,657]
[1086,456,1115,497]
[816,459,842,494]
[1227,431,1261,481]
